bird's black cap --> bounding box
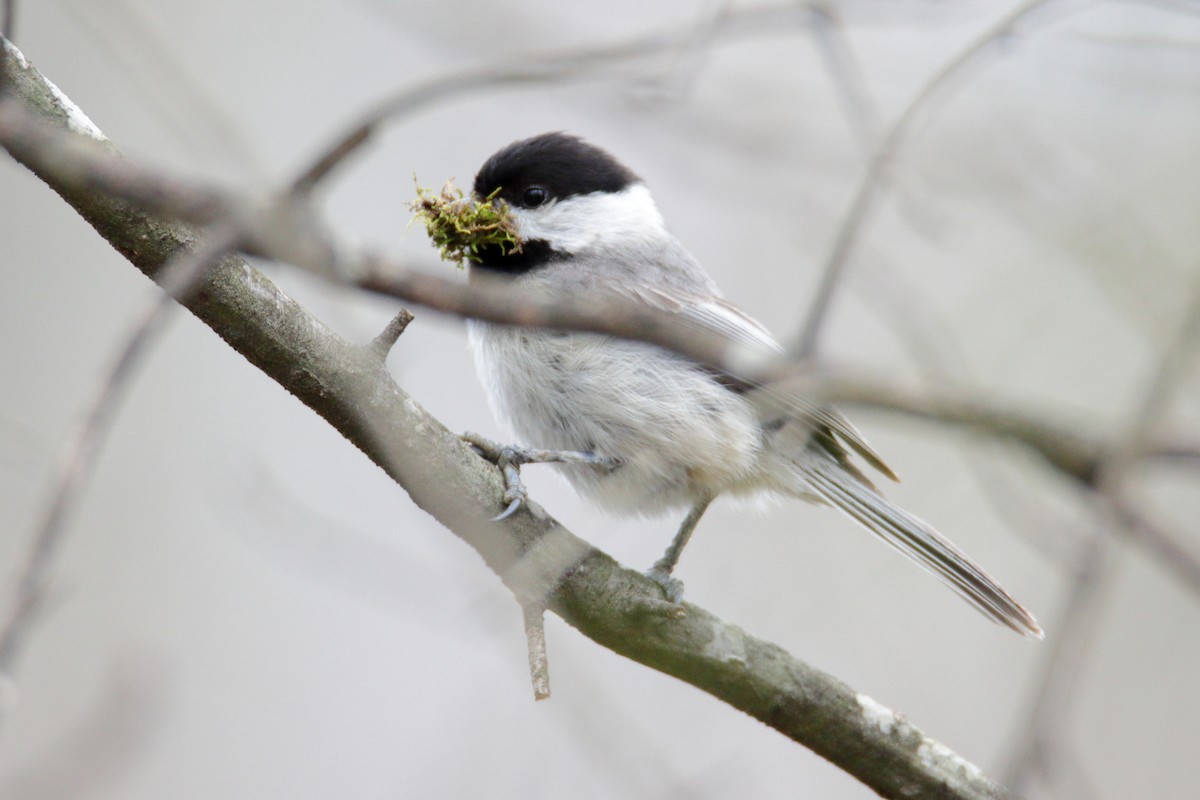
[473,132,640,209]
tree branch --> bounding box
[1,37,1016,799]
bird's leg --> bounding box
[463,432,619,520]
[646,494,715,603]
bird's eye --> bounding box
[521,186,549,208]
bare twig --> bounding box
[1138,445,1200,469]
[369,308,415,359]
[791,0,1069,358]
[62,0,265,176]
[1106,497,1200,597]
[0,96,231,225]
[1,0,13,42]
[623,0,733,103]
[805,3,880,150]
[1117,270,1200,459]
[295,63,632,192]
[292,2,830,189]
[1002,523,1113,796]
[522,604,551,701]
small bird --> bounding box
[464,132,1041,637]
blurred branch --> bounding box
[787,371,1200,596]
[792,0,1069,359]
[770,370,1198,488]
[1140,445,1200,468]
[0,94,230,223]
[61,0,265,176]
[859,263,1088,563]
[1118,270,1200,458]
[1106,497,1200,596]
[1001,522,1114,797]
[293,1,837,189]
[1,43,1015,799]
[0,227,238,678]
[804,3,879,151]
[1,0,13,41]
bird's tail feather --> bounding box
[799,459,1042,638]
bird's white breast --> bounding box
[467,320,764,515]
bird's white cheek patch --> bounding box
[515,184,666,252]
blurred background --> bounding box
[1,1,1198,797]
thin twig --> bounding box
[368,308,415,360]
[805,3,880,150]
[791,0,1068,359]
[522,604,551,701]
[1,0,12,41]
[624,0,729,102]
[1002,521,1113,796]
[63,0,265,177]
[0,95,231,225]
[1106,497,1200,597]
[1117,270,1200,458]
[291,2,827,190]
[1138,445,1200,468]
[1,0,12,42]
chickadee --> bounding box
[465,132,1041,638]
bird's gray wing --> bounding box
[627,285,898,482]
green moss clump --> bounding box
[409,179,522,268]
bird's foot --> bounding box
[645,566,686,604]
[641,497,713,604]
[463,432,618,520]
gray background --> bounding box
[2,1,1198,798]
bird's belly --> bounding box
[469,324,763,514]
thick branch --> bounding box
[2,39,1012,799]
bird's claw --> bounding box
[495,459,528,519]
[493,497,523,522]
[645,567,686,604]
[465,432,533,519]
